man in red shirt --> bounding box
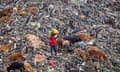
[50,34,57,56]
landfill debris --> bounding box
[0,0,120,72]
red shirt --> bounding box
[50,37,56,46]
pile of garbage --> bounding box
[0,0,120,72]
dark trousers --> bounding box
[51,46,57,56]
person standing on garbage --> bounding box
[50,33,57,56]
[49,28,59,56]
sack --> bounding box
[51,28,59,34]
[48,28,59,37]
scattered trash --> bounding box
[0,0,120,72]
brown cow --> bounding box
[0,16,14,24]
[74,46,112,66]
[8,52,26,61]
[57,38,70,53]
[75,32,92,41]
[74,48,88,61]
[13,6,38,16]
[25,34,41,41]
[86,46,108,61]
[0,8,13,18]
[0,44,13,53]
[86,46,113,67]
[34,52,46,67]
[28,7,38,16]
[25,34,45,53]
[24,61,36,72]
